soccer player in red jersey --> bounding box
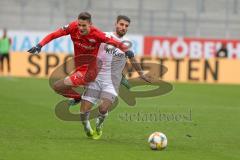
[28,12,129,102]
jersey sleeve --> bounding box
[39,23,72,46]
[124,37,133,51]
[96,31,128,52]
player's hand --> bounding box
[27,44,42,54]
[140,74,152,83]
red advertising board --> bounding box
[144,36,240,59]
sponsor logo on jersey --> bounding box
[78,43,95,50]
[73,42,95,50]
[88,38,96,43]
[105,47,125,58]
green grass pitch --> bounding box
[0,77,239,160]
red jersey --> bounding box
[39,21,126,69]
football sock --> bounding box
[96,110,108,129]
[80,111,91,130]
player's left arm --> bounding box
[127,51,151,83]
[28,22,72,54]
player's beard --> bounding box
[116,29,126,37]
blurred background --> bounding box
[1,0,240,38]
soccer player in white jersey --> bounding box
[79,15,150,139]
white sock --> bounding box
[83,120,91,130]
[80,112,91,130]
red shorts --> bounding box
[69,65,98,86]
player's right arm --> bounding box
[28,23,72,54]
[96,30,129,52]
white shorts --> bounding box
[82,79,119,104]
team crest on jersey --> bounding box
[88,38,96,43]
[61,24,69,30]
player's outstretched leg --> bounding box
[93,111,108,140]
[53,78,81,100]
[80,111,94,138]
[93,98,112,140]
[80,100,94,138]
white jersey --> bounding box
[82,32,131,104]
[96,32,129,87]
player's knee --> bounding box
[53,80,66,93]
[99,106,108,115]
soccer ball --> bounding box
[148,132,167,150]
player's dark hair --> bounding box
[78,12,92,22]
[117,15,131,23]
